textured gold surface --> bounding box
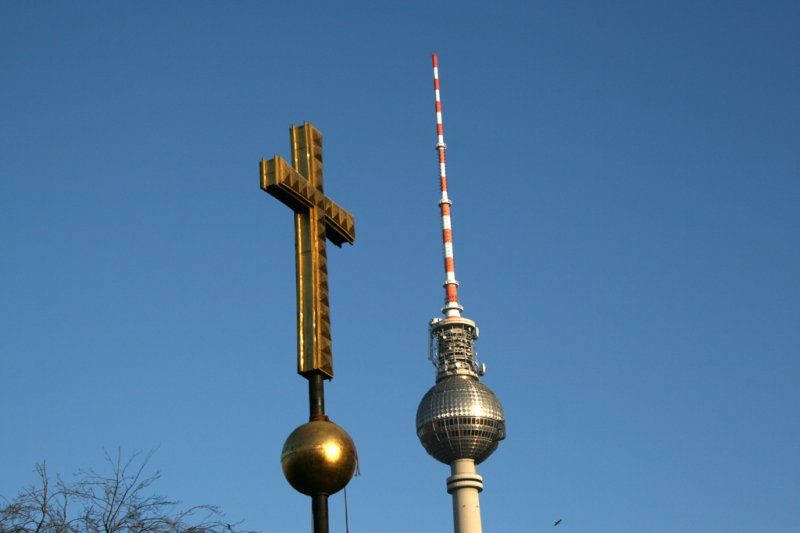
[260,123,356,378]
[260,157,355,245]
[281,419,357,496]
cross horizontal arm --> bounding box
[261,156,314,211]
[260,156,356,247]
[323,197,356,247]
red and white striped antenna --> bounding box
[432,53,463,318]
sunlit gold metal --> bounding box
[281,419,358,496]
[260,123,356,378]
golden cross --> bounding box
[260,123,356,379]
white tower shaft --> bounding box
[447,459,484,533]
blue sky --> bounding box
[1,1,798,531]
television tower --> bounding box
[416,54,506,533]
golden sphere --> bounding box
[281,419,357,496]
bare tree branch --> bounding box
[0,451,256,533]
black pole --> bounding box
[312,494,329,533]
[308,373,326,420]
[308,373,328,533]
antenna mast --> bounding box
[433,53,463,318]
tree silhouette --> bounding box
[0,450,255,533]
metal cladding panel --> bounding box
[416,375,505,464]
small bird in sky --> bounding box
[553,519,563,526]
